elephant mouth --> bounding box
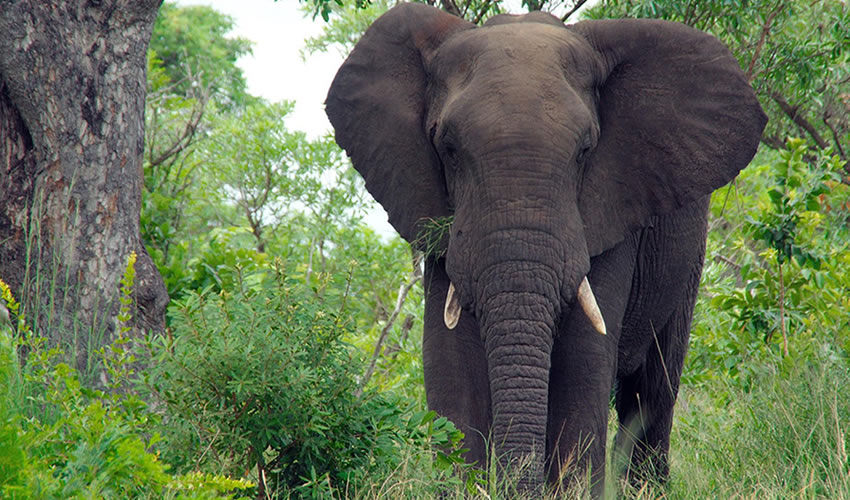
[443,277,607,335]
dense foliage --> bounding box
[0,265,253,499]
[1,0,848,498]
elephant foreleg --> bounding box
[422,258,492,467]
[614,198,707,486]
[614,262,700,485]
[547,244,635,496]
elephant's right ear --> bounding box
[325,4,474,244]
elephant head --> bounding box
[326,2,765,485]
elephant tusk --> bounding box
[444,282,461,330]
[578,277,606,335]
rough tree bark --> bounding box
[0,1,168,375]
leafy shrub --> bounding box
[687,140,850,388]
[146,261,468,498]
[0,260,252,499]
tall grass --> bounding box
[665,352,850,499]
[1,266,254,498]
[316,348,850,500]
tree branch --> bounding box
[746,2,784,82]
[777,259,789,356]
[440,0,463,18]
[148,90,208,168]
[561,0,589,22]
[357,254,423,396]
[770,91,830,150]
[471,0,492,25]
[760,132,786,151]
[823,113,847,161]
[712,253,741,270]
[383,314,415,361]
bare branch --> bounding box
[148,90,208,168]
[777,260,789,356]
[823,113,847,161]
[305,236,316,284]
[357,270,420,396]
[471,0,493,25]
[357,253,423,396]
[760,132,786,151]
[712,253,741,270]
[561,0,589,22]
[440,0,463,18]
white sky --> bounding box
[175,0,342,138]
[174,0,395,234]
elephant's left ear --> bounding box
[568,19,767,256]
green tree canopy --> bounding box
[150,2,253,106]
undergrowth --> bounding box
[142,260,469,498]
[2,140,848,498]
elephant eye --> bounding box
[429,123,438,142]
[576,145,590,164]
[443,141,458,160]
[435,127,459,165]
[576,133,594,164]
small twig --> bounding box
[760,133,787,151]
[148,85,210,168]
[650,321,675,400]
[383,314,415,360]
[712,253,741,270]
[718,178,736,218]
[440,0,462,18]
[368,278,389,320]
[305,236,315,284]
[683,1,696,25]
[357,255,423,396]
[357,273,418,396]
[777,258,789,356]
[823,113,847,160]
[471,0,492,25]
[257,458,267,500]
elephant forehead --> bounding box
[430,24,597,87]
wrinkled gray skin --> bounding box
[326,3,766,495]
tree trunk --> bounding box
[0,1,168,378]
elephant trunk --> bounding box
[476,260,561,490]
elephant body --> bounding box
[423,195,709,486]
[326,3,766,495]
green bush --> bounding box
[0,260,252,499]
[145,262,468,498]
[686,140,850,389]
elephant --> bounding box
[325,3,766,495]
